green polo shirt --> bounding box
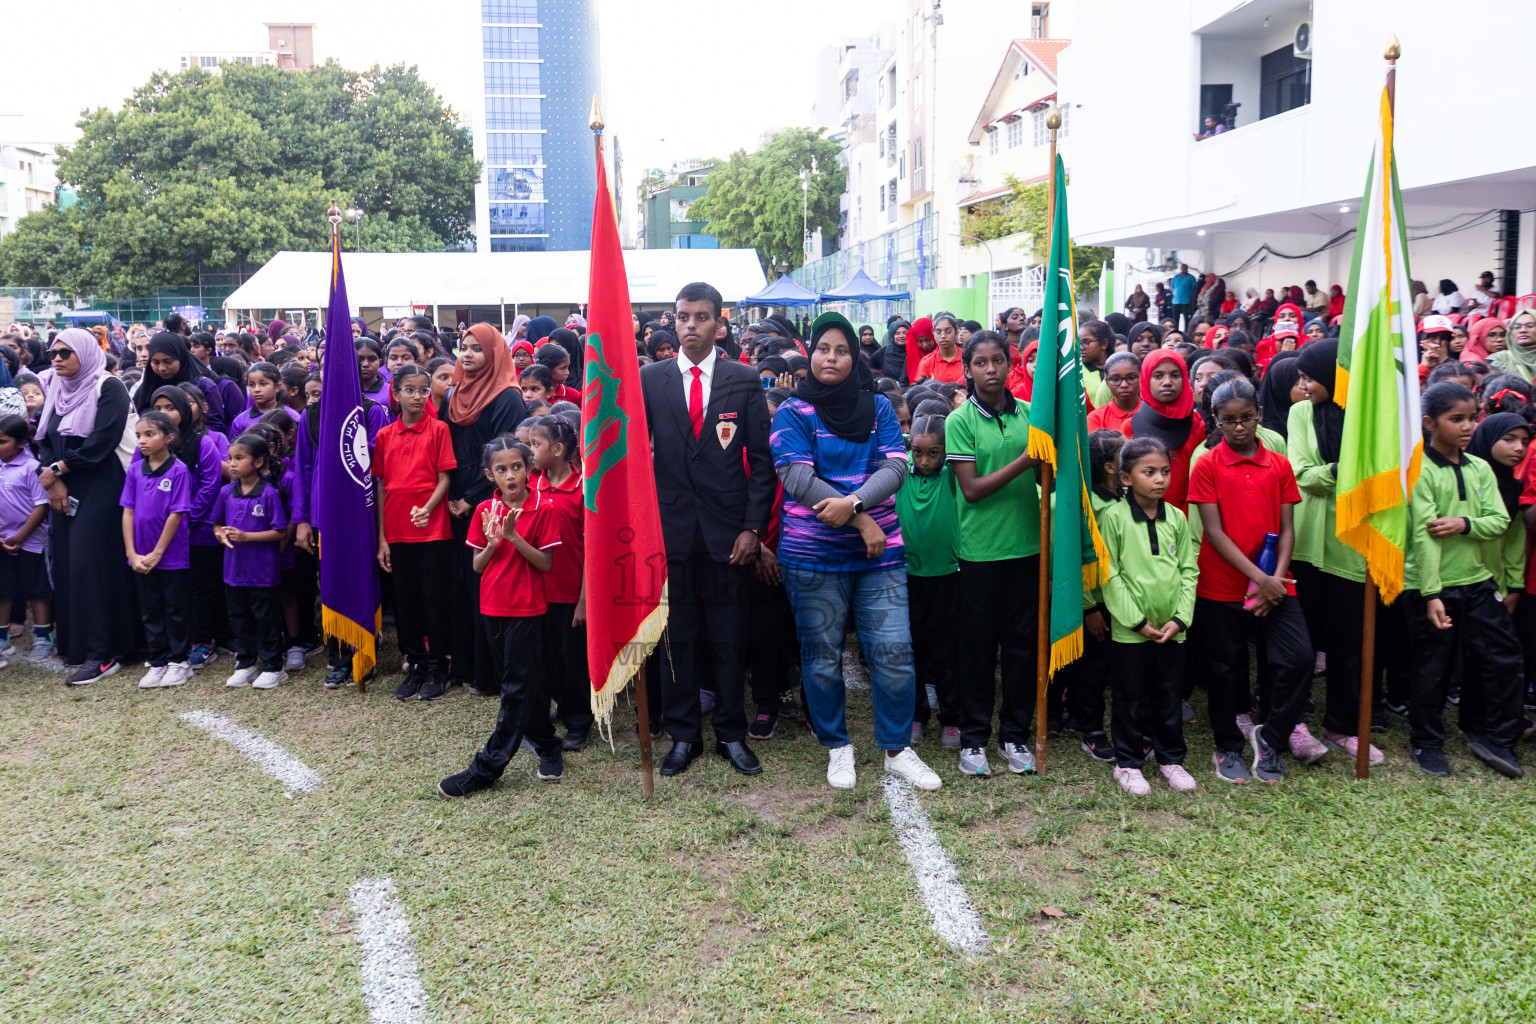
[1099,494,1198,643]
[1405,448,1508,596]
[945,393,1040,562]
[1287,401,1365,582]
[895,459,960,577]
[1085,485,1117,609]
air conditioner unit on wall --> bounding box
[1293,22,1312,59]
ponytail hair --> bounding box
[910,413,947,444]
[481,433,533,471]
[1118,435,1169,474]
[527,415,578,466]
[231,430,285,487]
[1088,428,1126,489]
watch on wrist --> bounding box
[850,497,865,516]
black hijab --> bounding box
[1469,412,1529,517]
[135,332,205,413]
[150,384,202,473]
[1256,352,1301,437]
[1295,341,1344,463]
[798,327,876,443]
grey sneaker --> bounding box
[1247,723,1283,783]
[1000,741,1037,774]
[1212,750,1249,783]
[940,725,962,749]
[958,746,991,776]
[26,638,54,663]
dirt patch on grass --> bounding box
[2,743,42,764]
[720,786,833,828]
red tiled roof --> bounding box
[968,38,1071,144]
[957,173,1049,208]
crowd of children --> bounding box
[7,292,1536,794]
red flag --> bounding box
[581,135,668,728]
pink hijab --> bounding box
[37,328,112,440]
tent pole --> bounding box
[500,298,506,333]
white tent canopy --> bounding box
[222,248,767,313]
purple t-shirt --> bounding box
[119,457,194,571]
[770,394,905,572]
[212,479,290,588]
[135,434,225,547]
[0,453,48,554]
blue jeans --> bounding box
[782,564,915,751]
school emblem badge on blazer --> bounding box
[715,416,737,449]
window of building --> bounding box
[482,26,540,59]
[482,0,538,22]
[486,133,543,165]
[912,138,923,192]
[491,236,546,252]
[1013,60,1030,82]
[484,62,541,94]
[489,202,546,235]
[488,166,544,201]
[912,12,922,51]
[1009,117,1025,149]
[486,97,543,130]
[199,56,218,68]
[988,128,999,156]
[1059,104,1070,138]
[235,55,254,65]
[913,73,922,110]
[1031,3,1050,38]
[878,185,886,212]
[843,71,858,102]
[885,67,897,110]
[877,72,885,108]
[180,56,188,70]
[1260,44,1311,119]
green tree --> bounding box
[0,62,477,297]
[687,128,845,273]
[959,173,1113,295]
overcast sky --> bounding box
[6,0,893,184]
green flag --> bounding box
[1028,154,1109,675]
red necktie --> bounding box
[688,365,703,440]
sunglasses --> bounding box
[50,347,75,360]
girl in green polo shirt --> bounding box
[1100,437,1200,795]
[896,413,961,747]
[945,331,1042,778]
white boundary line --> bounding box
[350,877,428,1024]
[179,710,322,793]
[881,776,990,954]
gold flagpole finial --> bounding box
[589,95,605,132]
[1045,102,1062,131]
[1384,34,1401,64]
[327,199,341,237]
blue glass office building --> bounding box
[480,0,599,251]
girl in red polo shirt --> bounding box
[1123,348,1203,510]
[1187,377,1313,786]
[439,436,563,799]
[916,314,965,384]
[373,365,458,702]
[529,415,591,751]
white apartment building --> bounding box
[1065,0,1536,316]
[0,144,57,240]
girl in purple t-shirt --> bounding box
[120,411,194,688]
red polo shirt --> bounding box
[371,414,457,544]
[1187,438,1300,602]
[467,493,561,617]
[917,347,965,383]
[551,384,583,407]
[534,468,584,604]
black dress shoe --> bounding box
[659,740,702,776]
[716,740,763,776]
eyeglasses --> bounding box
[1218,414,1258,428]
[50,347,74,360]
[1107,375,1139,386]
[397,386,431,398]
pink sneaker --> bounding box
[1288,723,1329,764]
[1159,763,1198,792]
[1321,729,1385,765]
[1113,766,1151,796]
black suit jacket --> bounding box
[641,354,775,561]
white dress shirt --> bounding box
[677,347,717,412]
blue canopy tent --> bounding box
[743,275,821,307]
[818,269,911,301]
[60,311,125,328]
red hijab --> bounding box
[1138,349,1194,419]
[1010,341,1037,400]
[906,317,934,383]
[1328,286,1345,318]
[1127,348,1201,508]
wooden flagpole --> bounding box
[1035,104,1063,773]
[591,96,653,799]
[1354,37,1399,782]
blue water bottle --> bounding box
[1244,532,1280,610]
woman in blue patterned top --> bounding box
[771,311,942,793]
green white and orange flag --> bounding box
[1028,153,1109,674]
[1334,73,1421,604]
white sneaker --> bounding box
[225,666,257,688]
[26,638,54,663]
[252,670,288,690]
[138,665,168,689]
[884,747,942,790]
[161,662,192,688]
[1000,741,1037,775]
[959,746,991,776]
[827,744,857,789]
[284,646,306,671]
[1113,766,1151,796]
[0,641,16,657]
[1159,763,1198,792]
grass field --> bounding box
[3,637,1536,1023]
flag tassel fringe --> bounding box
[1028,426,1057,468]
[590,582,669,747]
[1048,627,1083,678]
[322,605,381,684]
[1337,521,1406,605]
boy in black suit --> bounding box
[640,282,775,776]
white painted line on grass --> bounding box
[881,775,990,954]
[841,647,870,691]
[350,877,428,1024]
[179,710,322,793]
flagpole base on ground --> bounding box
[1035,462,1054,774]
[636,664,654,800]
[1355,579,1378,780]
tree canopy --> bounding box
[960,172,1113,295]
[687,128,845,274]
[0,62,478,297]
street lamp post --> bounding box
[345,206,364,251]
[799,166,809,261]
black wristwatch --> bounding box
[850,497,865,516]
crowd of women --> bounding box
[6,279,1536,796]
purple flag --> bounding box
[317,228,380,687]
